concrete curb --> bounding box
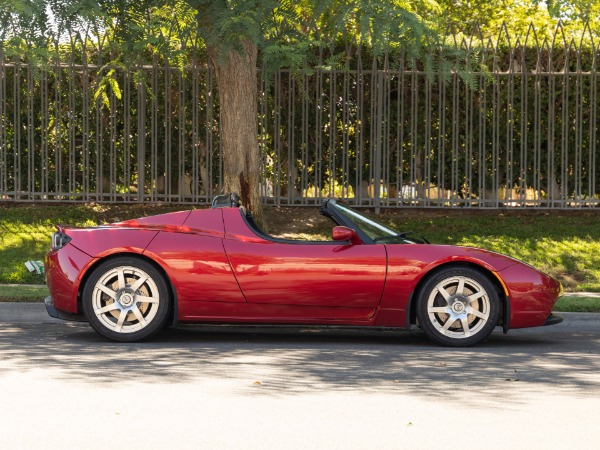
[0,302,599,324]
[562,292,600,298]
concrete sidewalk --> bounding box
[1,301,599,324]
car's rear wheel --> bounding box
[82,257,170,342]
[416,267,500,346]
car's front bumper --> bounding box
[44,296,86,322]
[543,313,564,326]
[497,263,563,329]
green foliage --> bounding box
[1,1,597,71]
[433,0,598,42]
[94,67,123,107]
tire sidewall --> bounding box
[416,267,500,347]
[82,257,171,342]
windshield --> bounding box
[329,201,427,244]
[331,203,397,240]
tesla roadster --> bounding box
[45,193,563,346]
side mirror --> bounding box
[332,226,362,245]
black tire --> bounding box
[82,257,171,342]
[416,267,500,347]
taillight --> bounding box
[51,230,71,250]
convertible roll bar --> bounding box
[211,193,241,209]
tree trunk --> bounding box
[209,40,264,225]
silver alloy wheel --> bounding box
[427,275,490,339]
[91,265,161,334]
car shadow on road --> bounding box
[1,322,598,405]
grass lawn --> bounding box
[0,285,49,302]
[554,296,600,313]
[1,203,600,293]
[0,203,186,285]
[373,209,600,292]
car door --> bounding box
[223,237,387,309]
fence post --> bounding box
[373,62,383,214]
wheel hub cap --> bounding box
[451,301,465,314]
[119,292,134,307]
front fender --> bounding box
[374,244,519,326]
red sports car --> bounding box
[45,194,563,346]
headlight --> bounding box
[51,231,71,250]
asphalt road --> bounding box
[0,316,599,449]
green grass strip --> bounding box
[553,296,600,313]
[0,285,49,302]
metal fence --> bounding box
[0,31,599,208]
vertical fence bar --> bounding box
[547,42,556,207]
[451,67,459,204]
[137,64,146,202]
[150,55,158,201]
[533,41,543,206]
[95,53,103,201]
[164,60,171,201]
[437,55,446,206]
[410,60,419,205]
[206,64,214,200]
[382,55,391,207]
[464,48,473,207]
[178,67,185,202]
[342,59,350,203]
[0,51,6,196]
[589,42,598,205]
[123,70,131,201]
[561,44,570,207]
[81,44,90,202]
[506,45,515,206]
[67,51,76,199]
[397,54,406,206]
[190,56,198,202]
[304,65,311,205]
[519,40,528,206]
[13,61,21,199]
[477,43,489,207]
[26,63,34,199]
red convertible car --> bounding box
[45,194,563,346]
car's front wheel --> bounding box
[82,257,171,342]
[416,267,500,346]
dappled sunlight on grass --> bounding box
[458,235,600,290]
[0,227,53,284]
[1,204,599,291]
[0,203,184,284]
[376,211,600,292]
